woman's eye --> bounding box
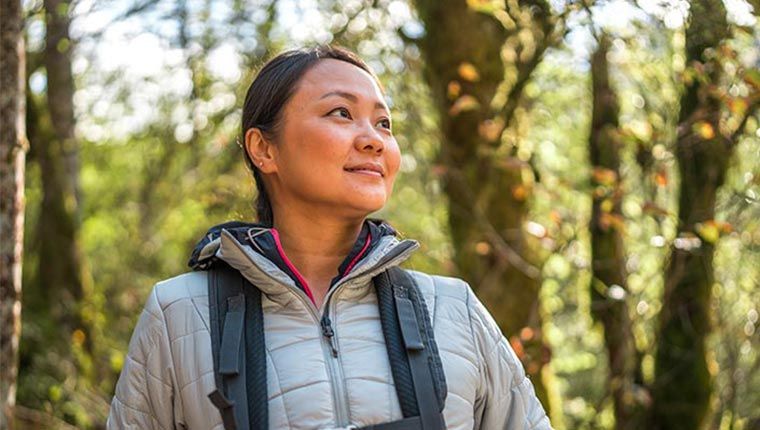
[329,107,351,119]
[377,118,392,130]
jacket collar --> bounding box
[188,219,419,299]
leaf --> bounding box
[693,121,715,139]
[600,213,625,232]
[549,210,562,224]
[447,81,461,100]
[727,98,749,116]
[72,329,86,346]
[509,336,525,359]
[474,241,491,255]
[478,118,505,142]
[448,95,480,116]
[511,184,528,201]
[457,62,480,82]
[654,171,668,187]
[520,327,535,341]
[592,167,618,186]
[695,220,720,244]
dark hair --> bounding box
[241,45,379,227]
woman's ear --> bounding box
[245,128,278,173]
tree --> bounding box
[39,0,92,342]
[411,0,567,415]
[18,0,95,408]
[588,33,644,429]
[651,0,759,427]
[0,0,28,426]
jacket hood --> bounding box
[188,220,265,270]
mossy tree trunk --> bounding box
[588,34,645,430]
[651,0,732,427]
[1,0,27,426]
[35,0,93,362]
[412,0,562,416]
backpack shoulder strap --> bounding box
[206,262,267,430]
[373,267,447,430]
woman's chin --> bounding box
[341,195,387,216]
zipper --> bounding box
[319,301,349,426]
[313,240,419,426]
[321,314,339,357]
[224,231,419,427]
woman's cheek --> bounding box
[387,141,402,175]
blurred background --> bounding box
[1,0,759,428]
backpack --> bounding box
[205,262,448,430]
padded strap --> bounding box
[375,271,419,418]
[207,263,267,430]
[402,272,447,411]
[244,275,268,430]
[393,288,446,430]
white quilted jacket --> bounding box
[107,228,551,429]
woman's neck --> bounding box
[272,213,364,307]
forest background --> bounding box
[1,0,759,428]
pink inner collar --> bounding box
[342,231,372,278]
[269,229,315,303]
[268,228,373,305]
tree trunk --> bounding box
[0,0,27,426]
[588,34,645,429]
[412,0,560,416]
[651,0,730,428]
[43,0,80,208]
[37,0,93,356]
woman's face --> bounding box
[264,59,401,220]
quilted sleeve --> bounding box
[107,286,180,430]
[467,287,552,430]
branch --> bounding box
[445,166,543,279]
[581,0,600,42]
[495,0,582,125]
[74,0,160,41]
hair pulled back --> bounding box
[241,45,377,227]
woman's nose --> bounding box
[354,124,385,154]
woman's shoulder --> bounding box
[405,269,472,303]
[405,269,500,339]
[404,269,481,328]
[148,271,208,312]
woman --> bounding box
[107,45,551,430]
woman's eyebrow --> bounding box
[319,91,389,112]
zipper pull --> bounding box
[320,315,339,357]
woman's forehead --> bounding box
[294,59,386,106]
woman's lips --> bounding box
[344,163,385,177]
[345,168,383,177]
